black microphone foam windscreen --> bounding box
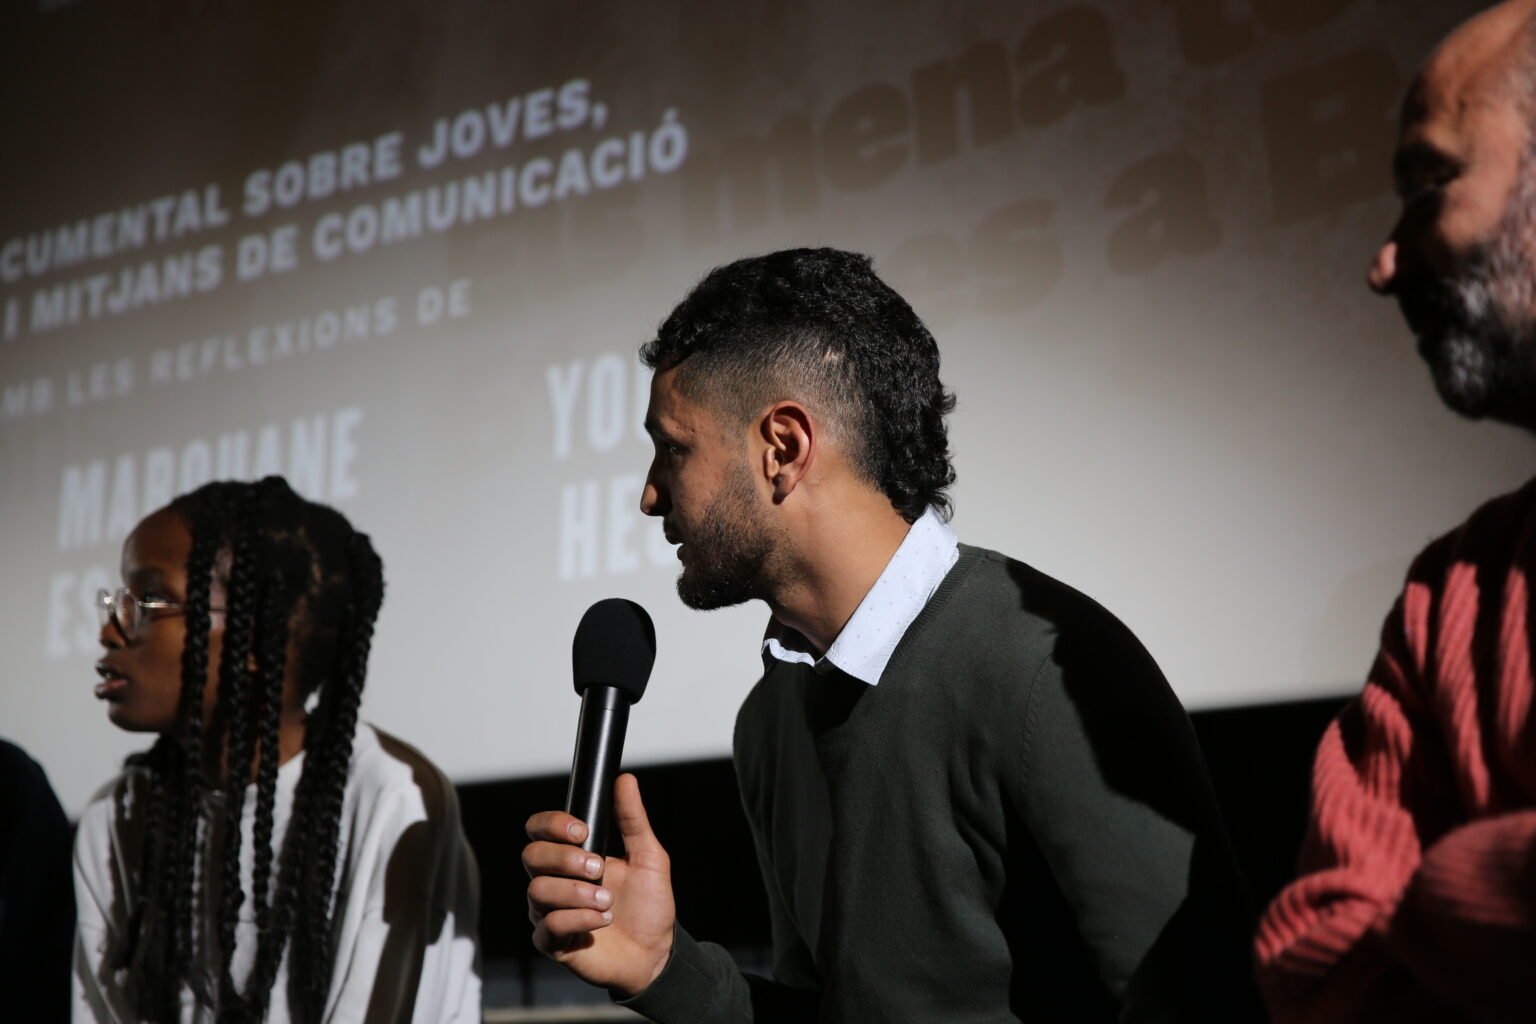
[571,598,656,701]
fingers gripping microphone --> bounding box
[565,599,655,855]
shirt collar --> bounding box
[762,506,959,686]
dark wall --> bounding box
[1189,697,1345,915]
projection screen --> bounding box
[2,0,1528,814]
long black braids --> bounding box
[248,568,291,942]
[211,502,258,1017]
[226,559,305,1024]
[294,530,384,1009]
[153,487,225,1017]
[115,476,387,1023]
[116,736,177,1021]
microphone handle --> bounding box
[564,685,631,855]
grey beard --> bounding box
[1430,334,1493,413]
[1415,171,1536,424]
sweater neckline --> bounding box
[869,545,987,671]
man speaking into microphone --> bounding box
[524,248,1258,1021]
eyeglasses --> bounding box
[96,587,225,641]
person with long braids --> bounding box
[73,476,480,1022]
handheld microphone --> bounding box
[565,598,655,855]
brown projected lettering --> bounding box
[973,199,1064,314]
[682,117,819,241]
[1163,0,1253,66]
[684,4,1125,244]
[822,86,912,192]
[1251,0,1355,34]
[911,45,1015,165]
[883,196,1064,328]
[1162,0,1357,66]
[1105,152,1221,274]
[1015,8,1125,129]
[884,232,971,329]
[1263,47,1398,224]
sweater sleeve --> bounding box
[1388,811,1536,1021]
[617,810,820,1022]
[617,929,822,1023]
[615,925,750,1023]
[1256,582,1534,1024]
[1017,616,1262,1022]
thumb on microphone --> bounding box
[614,773,666,866]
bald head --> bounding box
[1417,1,1536,115]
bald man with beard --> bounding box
[1257,4,1536,1023]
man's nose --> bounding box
[640,478,666,517]
[1368,238,1398,295]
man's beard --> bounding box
[675,465,775,611]
[1400,170,1536,426]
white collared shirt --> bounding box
[762,506,959,686]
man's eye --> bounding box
[1404,171,1456,205]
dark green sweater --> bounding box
[625,546,1260,1022]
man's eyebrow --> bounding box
[644,417,672,441]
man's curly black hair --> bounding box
[640,247,957,523]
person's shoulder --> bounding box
[78,762,149,829]
[349,724,461,829]
[73,762,152,878]
[0,738,40,779]
[0,739,67,821]
[947,544,1171,706]
[951,543,1140,648]
[960,550,1196,759]
[74,778,115,850]
[342,727,476,912]
[1409,475,1536,582]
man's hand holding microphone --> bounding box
[524,599,675,997]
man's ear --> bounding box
[761,402,815,503]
